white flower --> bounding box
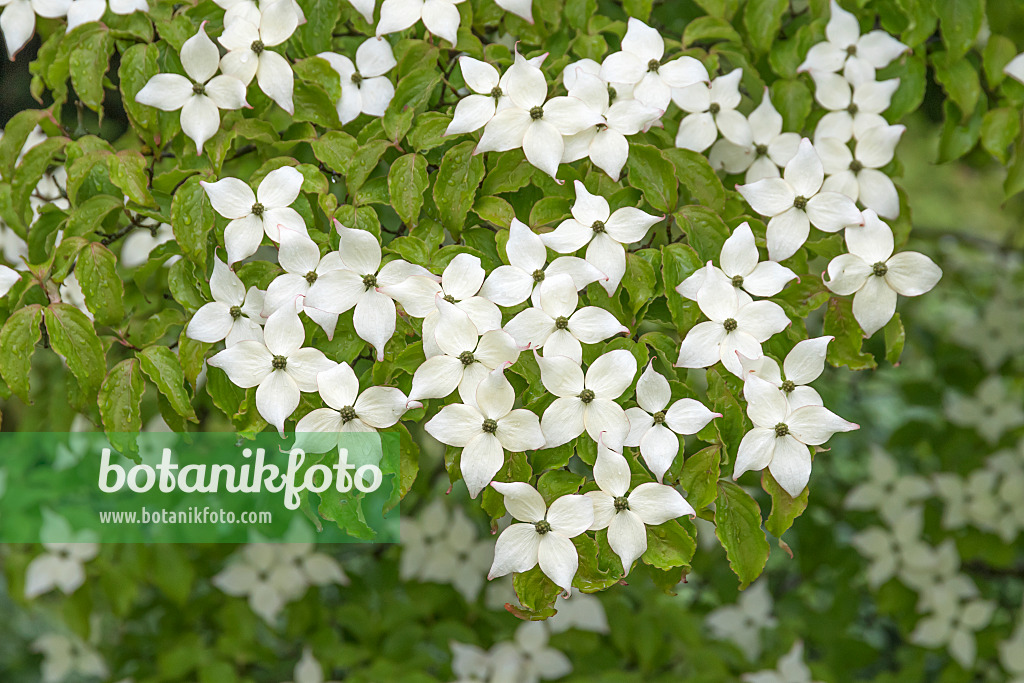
[425,366,544,497]
[734,374,858,496]
[31,633,107,683]
[562,70,662,180]
[446,53,549,137]
[709,88,800,183]
[479,218,604,307]
[816,124,905,219]
[798,0,908,85]
[201,166,307,264]
[489,622,573,683]
[401,501,492,599]
[286,647,340,683]
[487,481,594,593]
[624,363,719,481]
[495,0,532,22]
[599,17,709,111]
[676,221,797,301]
[943,375,1024,446]
[0,0,68,59]
[1000,605,1024,682]
[346,0,374,22]
[407,299,520,404]
[216,0,306,25]
[737,336,833,411]
[901,542,965,607]
[910,590,995,668]
[810,72,900,142]
[212,544,307,623]
[844,446,931,524]
[135,24,249,154]
[586,440,694,573]
[66,0,147,32]
[0,263,20,297]
[303,222,433,360]
[186,257,267,346]
[1006,52,1024,85]
[263,228,345,338]
[674,68,752,153]
[705,579,777,661]
[24,511,98,599]
[537,348,636,449]
[541,180,662,294]
[849,507,931,589]
[675,264,790,377]
[504,273,628,364]
[376,0,465,45]
[742,641,822,683]
[824,209,941,336]
[475,54,603,180]
[546,591,609,634]
[319,37,396,124]
[737,138,864,261]
[207,306,334,435]
[218,0,299,114]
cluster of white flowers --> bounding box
[0,0,147,58]
[943,374,1024,445]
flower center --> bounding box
[774,422,789,437]
[723,318,738,332]
[653,411,666,424]
[591,220,606,233]
[613,495,630,511]
[849,159,864,173]
[534,520,552,534]
[532,269,545,283]
[251,39,264,55]
[845,44,858,57]
[304,271,318,285]
[482,418,498,433]
[443,294,456,304]
[530,106,544,120]
[192,82,206,96]
[229,305,242,320]
[458,351,476,366]
[846,103,859,115]
[708,102,721,115]
[339,406,357,422]
[554,316,569,330]
[362,273,378,290]
[578,388,595,404]
[755,143,768,156]
[793,195,808,211]
[251,202,265,217]
[272,355,288,370]
[647,59,660,73]
[731,275,745,288]
[608,85,617,103]
[351,72,364,86]
[490,86,503,99]
[872,261,888,277]
[781,379,796,394]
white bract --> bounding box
[201,166,307,264]
[218,0,299,114]
[910,589,996,669]
[31,633,107,683]
[479,218,604,308]
[674,68,752,153]
[824,210,942,336]
[303,222,433,360]
[495,0,532,23]
[742,641,823,683]
[810,72,900,142]
[843,447,931,524]
[798,0,908,85]
[705,579,777,661]
[1006,52,1024,86]
[537,348,636,449]
[541,180,662,294]
[816,124,905,219]
[624,363,719,481]
[208,306,334,435]
[346,0,374,22]
[600,17,709,111]
[23,511,98,600]
[135,24,249,154]
[425,366,545,497]
[0,0,68,59]
[737,138,864,261]
[734,375,858,497]
[677,221,797,301]
[445,53,547,136]
[286,648,340,683]
[737,336,833,411]
[675,264,790,377]
[586,440,695,573]
[319,37,396,124]
[503,273,628,364]
[212,543,318,623]
[488,622,573,683]
[400,500,493,600]
[375,0,465,46]
[709,88,800,183]
[487,481,594,594]
[66,0,147,32]
[186,257,267,346]
[0,264,20,297]
[262,227,345,338]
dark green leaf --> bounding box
[714,480,770,589]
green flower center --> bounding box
[845,44,858,57]
[731,275,745,288]
[304,271,318,285]
[781,379,796,394]
[578,389,595,404]
[192,82,206,96]
[613,496,630,511]
[608,85,617,103]
[229,305,242,320]
[534,520,552,534]
[482,418,498,433]
[443,294,456,304]
[458,351,476,366]
[251,39,264,55]
[351,72,364,86]
[272,355,288,370]
[339,406,357,422]
[530,106,545,120]
[647,59,660,73]
[362,273,378,290]
[532,269,545,283]
[755,143,769,156]
[872,261,888,277]
[653,411,666,424]
[591,220,606,233]
[251,202,265,217]
[708,102,721,115]
[723,318,738,332]
[793,196,808,211]
[490,86,503,99]
[774,422,790,437]
[849,159,864,173]
[554,316,569,330]
[847,103,859,115]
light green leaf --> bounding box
[139,345,198,422]
[714,480,770,589]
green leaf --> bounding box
[139,345,198,422]
[171,176,214,267]
[663,148,726,212]
[938,99,985,163]
[642,519,697,571]
[769,79,813,131]
[678,445,721,510]
[107,151,155,206]
[536,470,584,505]
[296,0,342,56]
[762,470,808,539]
[433,141,485,235]
[623,0,653,20]
[11,137,67,230]
[118,43,160,140]
[76,242,125,326]
[513,566,561,612]
[294,56,342,101]
[983,34,1017,88]
[823,296,877,370]
[293,81,343,128]
[981,107,1021,164]
[65,194,122,238]
[661,243,703,333]
[44,303,106,398]
[69,28,113,112]
[714,480,770,589]
[935,0,983,62]
[311,131,358,175]
[624,252,656,315]
[744,0,788,54]
[683,16,743,46]
[387,153,428,225]
[98,358,144,460]
[0,304,43,403]
[627,144,677,213]
[677,205,730,262]
[933,55,981,121]
[0,109,51,181]
[473,195,515,227]
[884,313,906,365]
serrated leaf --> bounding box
[388,153,428,225]
[678,445,721,509]
[433,141,485,236]
[139,345,198,422]
[714,480,769,589]
[76,242,125,326]
[762,470,808,539]
[44,303,106,398]
[627,144,677,213]
[0,304,43,402]
[98,358,144,460]
[171,176,213,267]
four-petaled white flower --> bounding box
[376,0,465,45]
[734,374,858,497]
[487,481,594,594]
[0,0,69,59]
[212,543,307,623]
[586,439,695,573]
[709,88,800,183]
[844,446,932,524]
[737,336,833,411]
[425,365,545,497]
[479,218,604,307]
[186,257,267,346]
[135,24,249,154]
[541,180,662,294]
[798,0,908,85]
[816,124,905,219]
[537,348,637,449]
[24,511,98,600]
[303,222,433,360]
[677,221,797,302]
[600,17,709,111]
[319,37,396,124]
[32,633,108,683]
[208,306,334,434]
[810,72,899,142]
[445,56,517,136]
[201,166,307,264]
[218,0,299,114]
[737,138,864,261]
[504,273,628,364]
[262,227,345,338]
[675,264,790,377]
[824,209,941,336]
[674,68,752,153]
[624,363,719,481]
